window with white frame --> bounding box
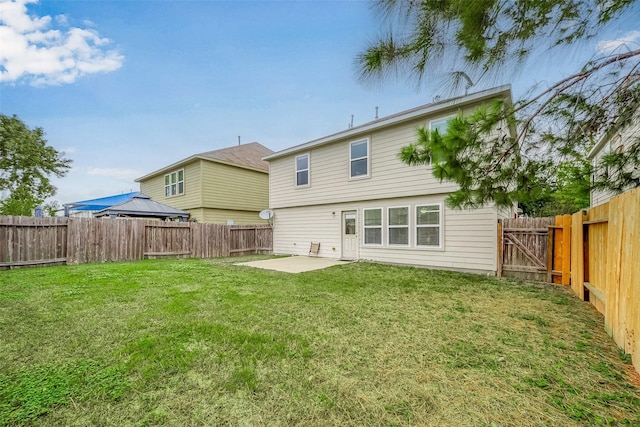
[416,204,442,247]
[430,116,454,135]
[350,139,369,178]
[164,169,184,197]
[363,208,382,245]
[388,206,409,245]
[295,154,309,187]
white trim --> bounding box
[349,138,370,179]
[164,168,185,198]
[341,210,359,260]
[429,115,456,134]
[362,207,383,246]
[387,205,410,246]
[415,203,444,250]
[295,153,310,188]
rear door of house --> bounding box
[342,211,358,260]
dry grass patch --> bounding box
[0,257,638,426]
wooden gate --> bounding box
[498,217,555,281]
[143,223,192,258]
[498,215,572,282]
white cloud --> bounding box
[54,14,67,26]
[596,30,640,54]
[59,146,75,154]
[0,0,124,86]
[87,167,141,180]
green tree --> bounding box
[517,159,592,216]
[0,114,72,216]
[358,0,640,211]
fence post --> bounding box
[561,214,572,285]
[571,211,585,299]
[547,226,555,283]
[550,214,572,285]
[496,220,503,278]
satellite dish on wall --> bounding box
[259,209,274,220]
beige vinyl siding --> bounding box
[591,145,614,207]
[272,207,343,259]
[590,117,640,207]
[269,102,505,209]
[139,161,202,210]
[201,162,269,211]
[270,117,457,209]
[273,194,499,273]
[497,206,515,220]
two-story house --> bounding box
[264,86,515,274]
[136,142,273,224]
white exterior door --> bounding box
[342,211,358,260]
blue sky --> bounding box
[1,0,639,206]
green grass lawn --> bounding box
[0,257,638,426]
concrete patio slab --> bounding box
[235,256,351,273]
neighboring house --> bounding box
[136,142,273,224]
[264,85,515,274]
[587,109,640,207]
[64,191,139,218]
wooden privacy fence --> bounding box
[499,187,640,374]
[0,216,68,267]
[569,187,640,373]
[0,216,272,268]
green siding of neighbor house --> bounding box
[201,208,265,225]
[200,161,269,212]
[140,161,203,210]
[139,159,268,224]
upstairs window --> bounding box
[430,116,454,135]
[363,208,382,245]
[388,206,409,246]
[295,154,309,187]
[416,204,442,248]
[164,169,184,197]
[350,139,369,178]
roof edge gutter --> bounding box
[264,84,512,161]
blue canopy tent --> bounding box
[64,192,139,216]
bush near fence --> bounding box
[0,216,272,268]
